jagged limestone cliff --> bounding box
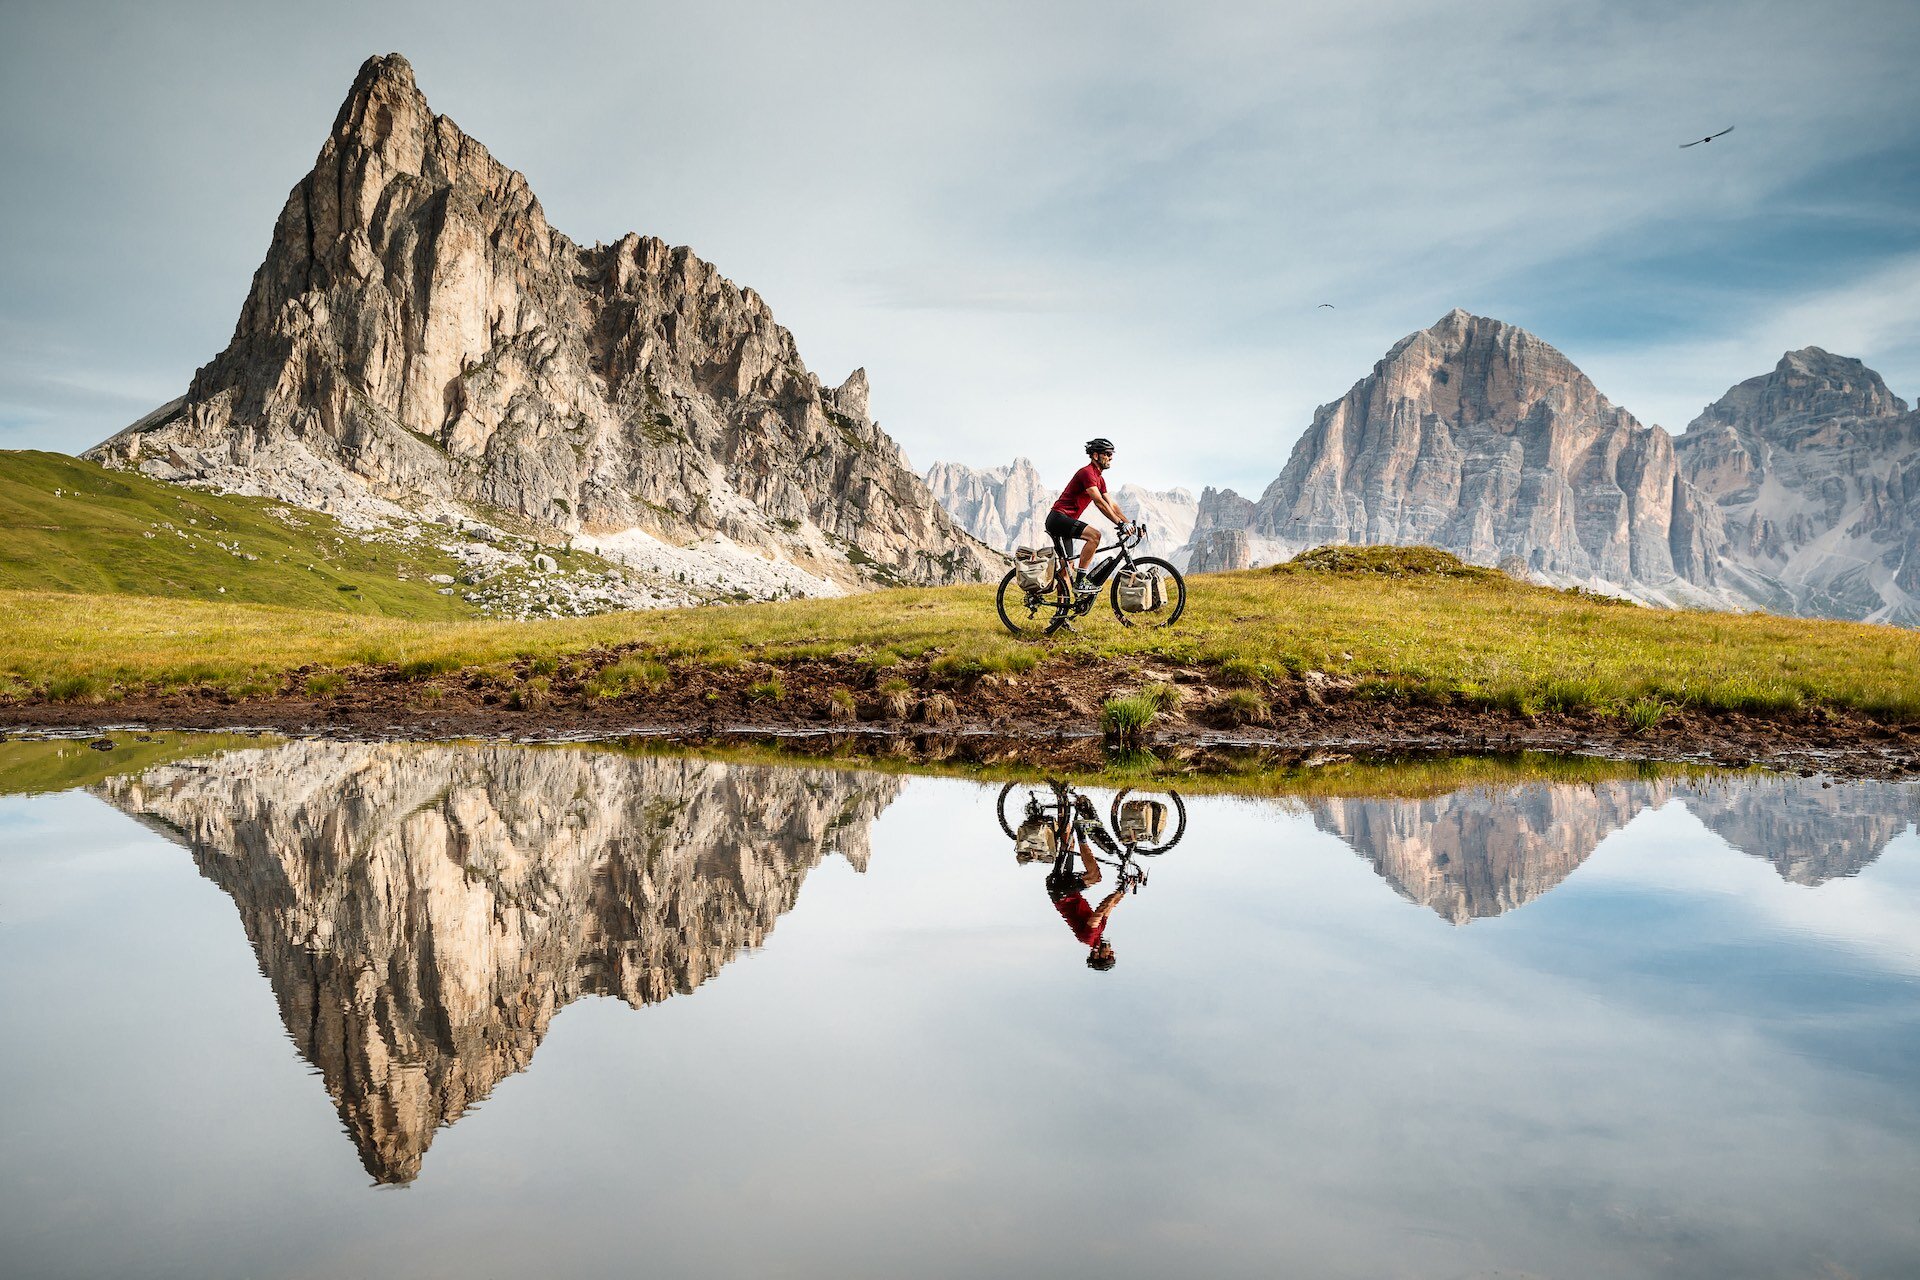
[1188,311,1917,623]
[96,742,901,1184]
[924,457,1196,560]
[87,54,998,602]
[1208,310,1726,603]
[1676,348,1920,626]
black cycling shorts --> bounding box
[1045,510,1088,562]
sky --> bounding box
[2,0,1917,497]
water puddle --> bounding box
[2,735,1917,1277]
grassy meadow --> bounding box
[4,543,1918,722]
[0,450,486,616]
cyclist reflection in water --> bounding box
[1045,797,1124,971]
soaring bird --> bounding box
[1681,126,1734,148]
[1317,303,1335,309]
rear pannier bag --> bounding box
[1014,547,1056,593]
[1117,799,1168,845]
[1014,817,1059,861]
[1115,568,1162,613]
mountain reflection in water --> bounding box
[1307,773,1920,923]
[98,743,901,1184]
[92,743,1919,1185]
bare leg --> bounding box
[1078,527,1101,571]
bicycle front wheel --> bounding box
[1110,556,1187,629]
[997,569,1063,638]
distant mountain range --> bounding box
[84,54,999,609]
[1168,310,1919,625]
[923,457,1197,559]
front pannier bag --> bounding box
[1115,568,1162,613]
[1014,547,1056,593]
[1117,799,1168,844]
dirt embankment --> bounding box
[4,649,1917,779]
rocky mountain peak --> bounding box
[1691,346,1907,436]
[1210,310,1706,591]
[1370,310,1612,431]
[88,53,998,605]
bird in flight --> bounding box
[1681,126,1734,148]
[1317,303,1335,309]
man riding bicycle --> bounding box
[1046,438,1132,599]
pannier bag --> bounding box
[1014,547,1057,593]
[1014,817,1060,861]
[1115,568,1163,613]
[1117,799,1168,845]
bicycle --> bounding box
[995,521,1187,638]
[997,779,1188,890]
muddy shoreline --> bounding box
[5,652,1917,779]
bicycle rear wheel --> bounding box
[997,568,1065,638]
[1110,556,1187,629]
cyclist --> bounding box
[1046,438,1132,599]
[1044,796,1124,971]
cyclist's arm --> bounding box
[1091,488,1129,528]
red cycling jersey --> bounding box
[1050,463,1108,519]
[1054,891,1108,948]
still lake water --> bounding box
[2,737,1918,1279]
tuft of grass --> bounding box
[45,674,98,702]
[399,656,459,680]
[1100,693,1160,744]
[304,671,346,698]
[747,674,785,703]
[1625,697,1670,732]
[1218,656,1274,686]
[588,658,670,699]
[919,691,958,724]
[827,686,858,721]
[928,644,1039,685]
[1217,689,1271,725]
[878,677,913,719]
[1141,681,1183,712]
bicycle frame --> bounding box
[1043,525,1145,615]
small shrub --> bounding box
[304,671,347,698]
[747,675,785,703]
[1216,689,1270,726]
[827,686,858,721]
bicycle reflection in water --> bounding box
[997,780,1188,971]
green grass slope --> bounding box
[3,547,1917,721]
[0,450,477,617]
